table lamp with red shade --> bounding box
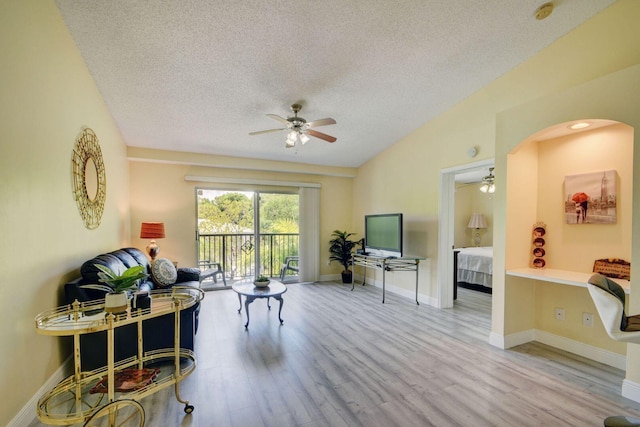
[140,222,165,261]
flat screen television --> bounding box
[364,213,403,257]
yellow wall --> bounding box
[355,0,640,301]
[128,158,354,276]
[454,183,494,248]
[0,1,131,425]
[510,123,632,356]
[498,66,640,379]
[5,0,640,423]
[538,124,633,271]
[500,75,639,353]
[505,141,540,272]
[534,283,627,354]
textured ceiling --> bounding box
[55,1,616,168]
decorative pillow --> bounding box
[151,258,177,288]
[177,267,201,283]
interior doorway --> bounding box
[196,188,300,289]
[438,159,494,308]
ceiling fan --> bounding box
[480,167,495,193]
[249,104,337,148]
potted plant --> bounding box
[253,274,270,288]
[329,230,358,283]
[82,264,149,313]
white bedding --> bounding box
[456,246,493,288]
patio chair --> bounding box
[199,259,226,286]
[279,256,299,281]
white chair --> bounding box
[587,273,640,427]
[279,256,299,281]
[588,273,640,343]
[199,260,226,286]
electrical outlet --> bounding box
[555,308,565,321]
[583,312,594,327]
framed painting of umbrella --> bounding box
[564,170,617,224]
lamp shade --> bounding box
[140,222,165,239]
[467,213,487,229]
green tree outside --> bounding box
[197,190,299,278]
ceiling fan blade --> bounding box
[306,118,336,128]
[307,129,336,143]
[249,128,286,136]
[266,114,290,126]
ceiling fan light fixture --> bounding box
[285,131,298,148]
[251,104,337,147]
[479,183,495,193]
[479,167,495,193]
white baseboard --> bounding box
[492,329,627,370]
[534,330,626,370]
[489,331,506,349]
[503,329,536,349]
[490,329,535,349]
[318,273,341,282]
[353,274,435,306]
[8,356,72,427]
[318,274,434,305]
[622,379,640,403]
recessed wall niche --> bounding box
[506,120,632,274]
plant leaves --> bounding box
[93,263,149,293]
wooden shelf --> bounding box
[506,268,630,294]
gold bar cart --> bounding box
[34,286,204,426]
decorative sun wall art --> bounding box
[72,128,106,229]
[564,170,617,225]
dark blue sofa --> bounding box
[64,247,202,371]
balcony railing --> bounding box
[198,232,299,281]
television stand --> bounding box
[351,254,424,304]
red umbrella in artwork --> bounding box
[572,192,589,203]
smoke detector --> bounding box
[535,2,554,20]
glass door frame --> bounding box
[196,187,300,284]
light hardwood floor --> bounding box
[30,282,640,426]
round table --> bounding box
[232,281,287,329]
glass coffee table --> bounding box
[232,280,287,329]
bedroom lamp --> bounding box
[468,213,487,247]
[140,222,165,261]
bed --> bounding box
[454,246,493,297]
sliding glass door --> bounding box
[196,189,299,287]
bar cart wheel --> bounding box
[184,404,194,414]
[83,399,145,427]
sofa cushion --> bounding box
[151,258,177,288]
[81,253,127,290]
[177,267,201,283]
[121,248,151,271]
[110,249,141,269]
